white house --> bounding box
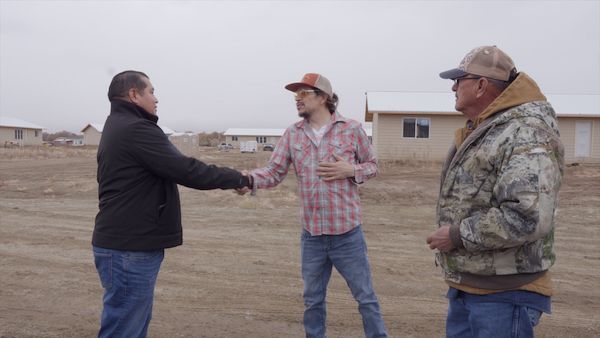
[0,117,44,146]
[81,123,104,146]
[224,128,286,149]
[365,92,600,164]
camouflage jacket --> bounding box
[436,73,565,289]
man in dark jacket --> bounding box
[92,70,251,338]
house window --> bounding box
[232,136,238,141]
[14,129,23,140]
[256,136,267,143]
[403,118,430,138]
[35,130,39,137]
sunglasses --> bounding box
[453,77,481,86]
[294,89,318,99]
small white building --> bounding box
[0,117,44,146]
[169,131,197,153]
[224,128,285,149]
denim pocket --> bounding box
[525,307,542,327]
[93,251,112,289]
[123,250,164,296]
[300,229,312,240]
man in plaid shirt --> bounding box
[248,73,388,338]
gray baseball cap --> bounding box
[440,45,516,81]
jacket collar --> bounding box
[474,72,546,127]
[454,72,546,148]
[110,99,159,123]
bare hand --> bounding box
[234,187,250,195]
[426,225,455,252]
[316,153,354,181]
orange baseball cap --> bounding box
[285,73,333,97]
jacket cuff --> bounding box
[240,175,251,189]
[351,165,363,184]
[449,224,464,249]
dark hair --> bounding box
[315,89,339,114]
[107,70,149,101]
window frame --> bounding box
[401,117,431,139]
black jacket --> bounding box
[93,100,248,251]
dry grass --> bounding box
[0,145,98,160]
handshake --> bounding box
[235,170,253,195]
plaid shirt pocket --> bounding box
[293,143,312,177]
[328,140,356,163]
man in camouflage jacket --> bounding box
[427,46,564,338]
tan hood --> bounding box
[454,72,547,148]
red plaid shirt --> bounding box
[250,112,378,235]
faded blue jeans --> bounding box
[301,226,387,338]
[446,287,551,338]
[93,246,164,338]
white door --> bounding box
[575,121,592,157]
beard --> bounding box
[298,111,309,119]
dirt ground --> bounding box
[0,146,598,338]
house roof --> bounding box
[544,94,600,117]
[365,92,600,121]
[81,123,104,133]
[0,117,44,129]
[81,122,175,135]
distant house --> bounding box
[0,117,44,146]
[169,131,197,153]
[365,92,600,164]
[223,125,373,150]
[224,128,285,149]
[52,137,72,146]
[81,122,175,146]
[81,123,104,146]
[52,136,84,146]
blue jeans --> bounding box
[446,287,551,338]
[93,246,164,338]
[301,226,387,338]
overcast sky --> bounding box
[1,0,599,133]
